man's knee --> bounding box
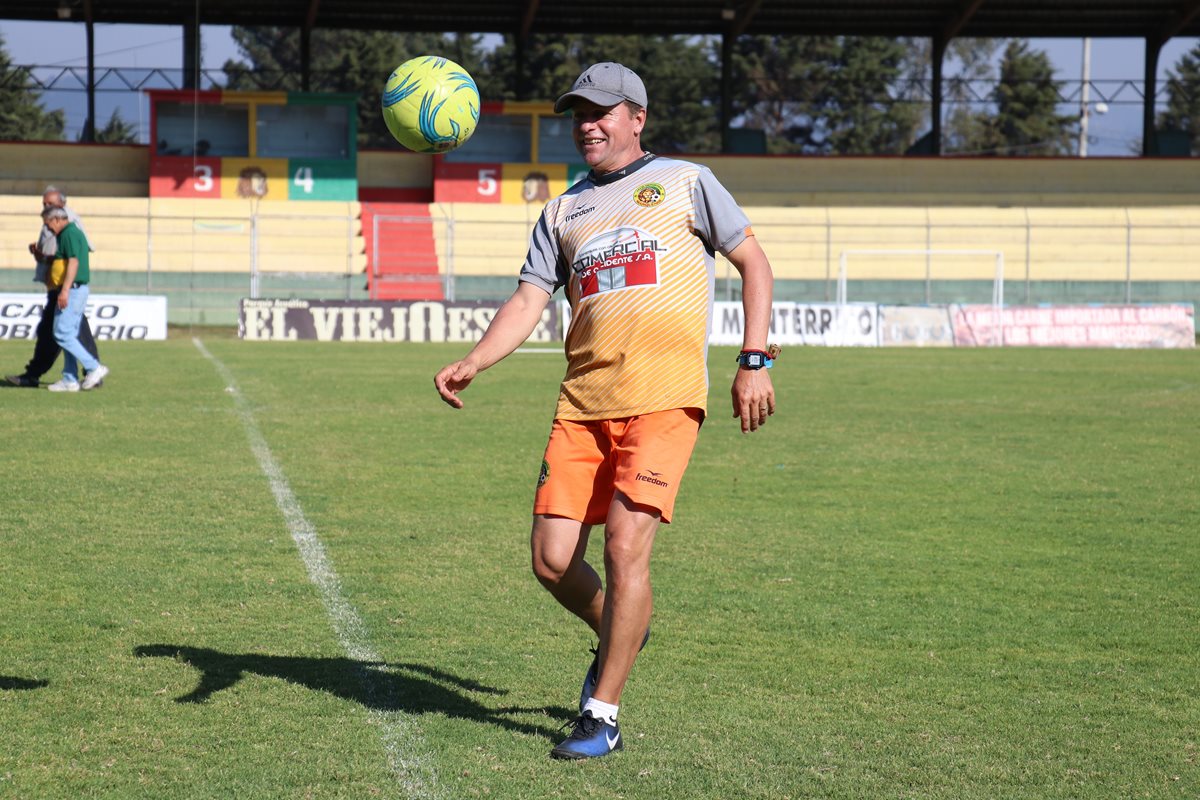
[530,517,586,588]
[530,545,570,587]
[602,498,659,573]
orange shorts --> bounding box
[533,408,703,525]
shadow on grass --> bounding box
[134,644,572,740]
[0,676,49,690]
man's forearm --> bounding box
[464,282,551,372]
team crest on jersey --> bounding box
[572,226,667,299]
[633,183,665,207]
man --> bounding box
[41,206,109,392]
[433,62,776,760]
[5,187,102,389]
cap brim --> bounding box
[553,88,628,114]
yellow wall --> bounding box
[6,141,1200,207]
[0,143,148,197]
[688,156,1200,207]
[0,194,365,275]
[4,142,1196,283]
[430,202,1200,283]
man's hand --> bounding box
[731,367,775,434]
[434,360,479,409]
[57,287,70,310]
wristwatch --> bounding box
[736,350,772,370]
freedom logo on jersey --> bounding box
[572,226,667,299]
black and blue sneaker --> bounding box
[550,710,622,760]
[579,627,651,711]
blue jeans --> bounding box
[53,283,100,382]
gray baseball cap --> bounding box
[554,62,648,113]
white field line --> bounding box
[192,338,440,799]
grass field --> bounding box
[1,338,1197,799]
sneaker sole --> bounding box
[549,746,622,760]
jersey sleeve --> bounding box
[518,206,569,295]
[690,166,752,256]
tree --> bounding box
[825,37,926,154]
[483,34,720,154]
[88,108,138,144]
[732,36,837,154]
[936,38,1004,154]
[1158,41,1200,154]
[978,40,1075,155]
[731,36,925,155]
[222,28,488,148]
[0,32,65,142]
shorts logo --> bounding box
[538,459,550,487]
[633,183,665,207]
[635,470,669,488]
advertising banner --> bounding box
[239,298,559,343]
[952,304,1195,348]
[879,305,955,347]
[710,301,879,347]
[0,293,168,341]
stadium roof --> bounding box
[18,0,1200,39]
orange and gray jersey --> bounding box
[519,154,752,421]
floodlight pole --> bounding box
[84,15,95,142]
[1142,38,1163,156]
[930,36,946,156]
[1079,38,1091,157]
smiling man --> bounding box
[434,62,776,760]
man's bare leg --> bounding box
[530,514,604,633]
[592,492,659,705]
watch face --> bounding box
[739,352,764,368]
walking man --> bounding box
[434,62,776,760]
[42,206,109,392]
[5,187,101,388]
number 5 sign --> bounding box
[434,160,503,203]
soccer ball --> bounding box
[382,56,480,154]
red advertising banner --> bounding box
[952,304,1195,348]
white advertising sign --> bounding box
[711,302,879,347]
[0,293,168,341]
[879,305,956,347]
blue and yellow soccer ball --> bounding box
[382,56,480,154]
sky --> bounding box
[0,19,1197,156]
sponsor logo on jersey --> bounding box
[633,183,665,207]
[572,226,667,299]
[565,205,595,222]
[635,470,670,487]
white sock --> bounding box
[583,697,619,725]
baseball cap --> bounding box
[554,62,648,113]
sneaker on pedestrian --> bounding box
[5,374,38,388]
[579,627,650,711]
[47,378,80,393]
[550,711,622,760]
[81,364,109,390]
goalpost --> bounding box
[837,248,1006,346]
